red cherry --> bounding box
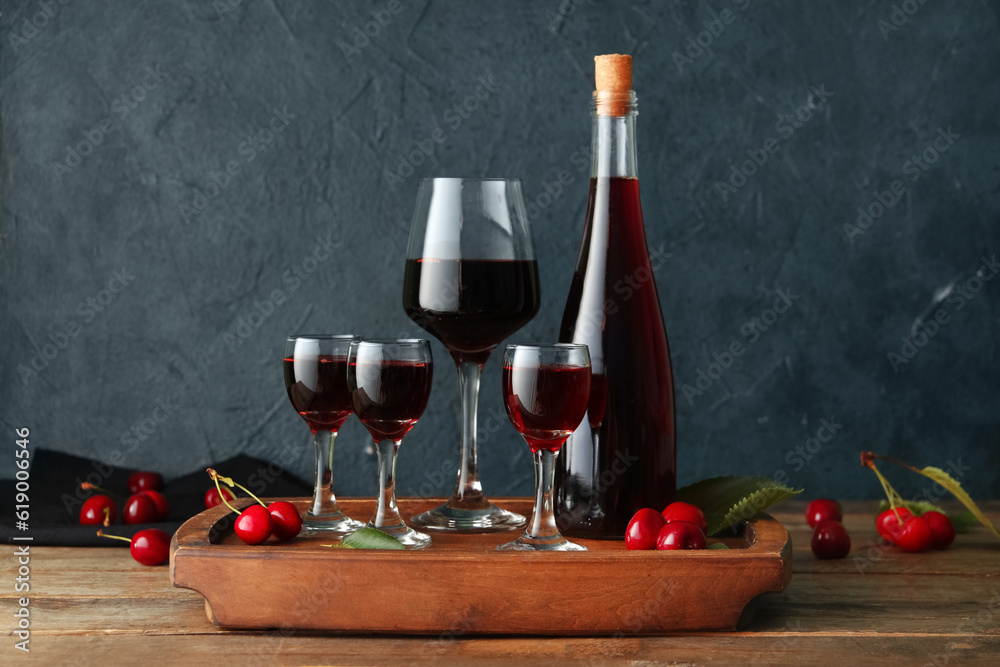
[806,498,843,528]
[661,502,707,535]
[80,495,118,525]
[895,514,932,553]
[811,520,851,559]
[129,529,171,566]
[138,490,170,521]
[655,521,706,550]
[97,528,170,566]
[922,511,955,550]
[204,486,237,509]
[234,505,273,545]
[626,508,667,550]
[267,501,303,541]
[876,507,913,544]
[128,471,163,494]
[123,493,158,524]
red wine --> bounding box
[283,355,353,432]
[503,364,591,453]
[402,259,540,366]
[556,175,676,539]
[351,360,433,441]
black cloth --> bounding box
[1,448,311,546]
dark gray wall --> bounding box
[2,0,998,501]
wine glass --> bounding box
[284,334,365,534]
[403,177,540,532]
[348,339,433,549]
[497,344,591,551]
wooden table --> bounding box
[4,501,999,665]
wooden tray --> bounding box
[170,498,792,635]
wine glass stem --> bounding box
[453,361,486,507]
[310,429,340,518]
[374,439,404,528]
[527,448,560,541]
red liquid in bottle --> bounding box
[556,176,676,538]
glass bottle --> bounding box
[555,55,676,539]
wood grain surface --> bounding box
[170,498,792,634]
[3,500,999,666]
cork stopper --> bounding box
[595,54,632,93]
[594,54,633,116]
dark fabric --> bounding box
[1,449,311,546]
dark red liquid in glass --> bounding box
[503,364,591,454]
[556,176,676,538]
[402,259,541,366]
[283,355,353,433]
[350,360,433,441]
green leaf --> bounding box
[949,510,978,534]
[707,542,730,550]
[913,467,1000,540]
[677,475,803,536]
[326,527,405,550]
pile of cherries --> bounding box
[875,505,954,552]
[808,497,956,559]
[80,471,173,566]
[626,502,709,550]
[79,471,170,526]
[80,468,303,565]
[206,469,302,545]
[807,498,851,559]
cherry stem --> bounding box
[81,482,124,500]
[865,452,925,476]
[860,451,907,525]
[96,530,131,544]
[207,467,268,508]
[206,469,241,515]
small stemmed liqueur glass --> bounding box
[498,344,591,551]
[348,339,434,549]
[403,177,540,532]
[284,335,365,534]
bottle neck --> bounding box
[591,91,638,179]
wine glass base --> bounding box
[369,521,432,550]
[496,535,587,552]
[409,502,527,533]
[304,512,366,536]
